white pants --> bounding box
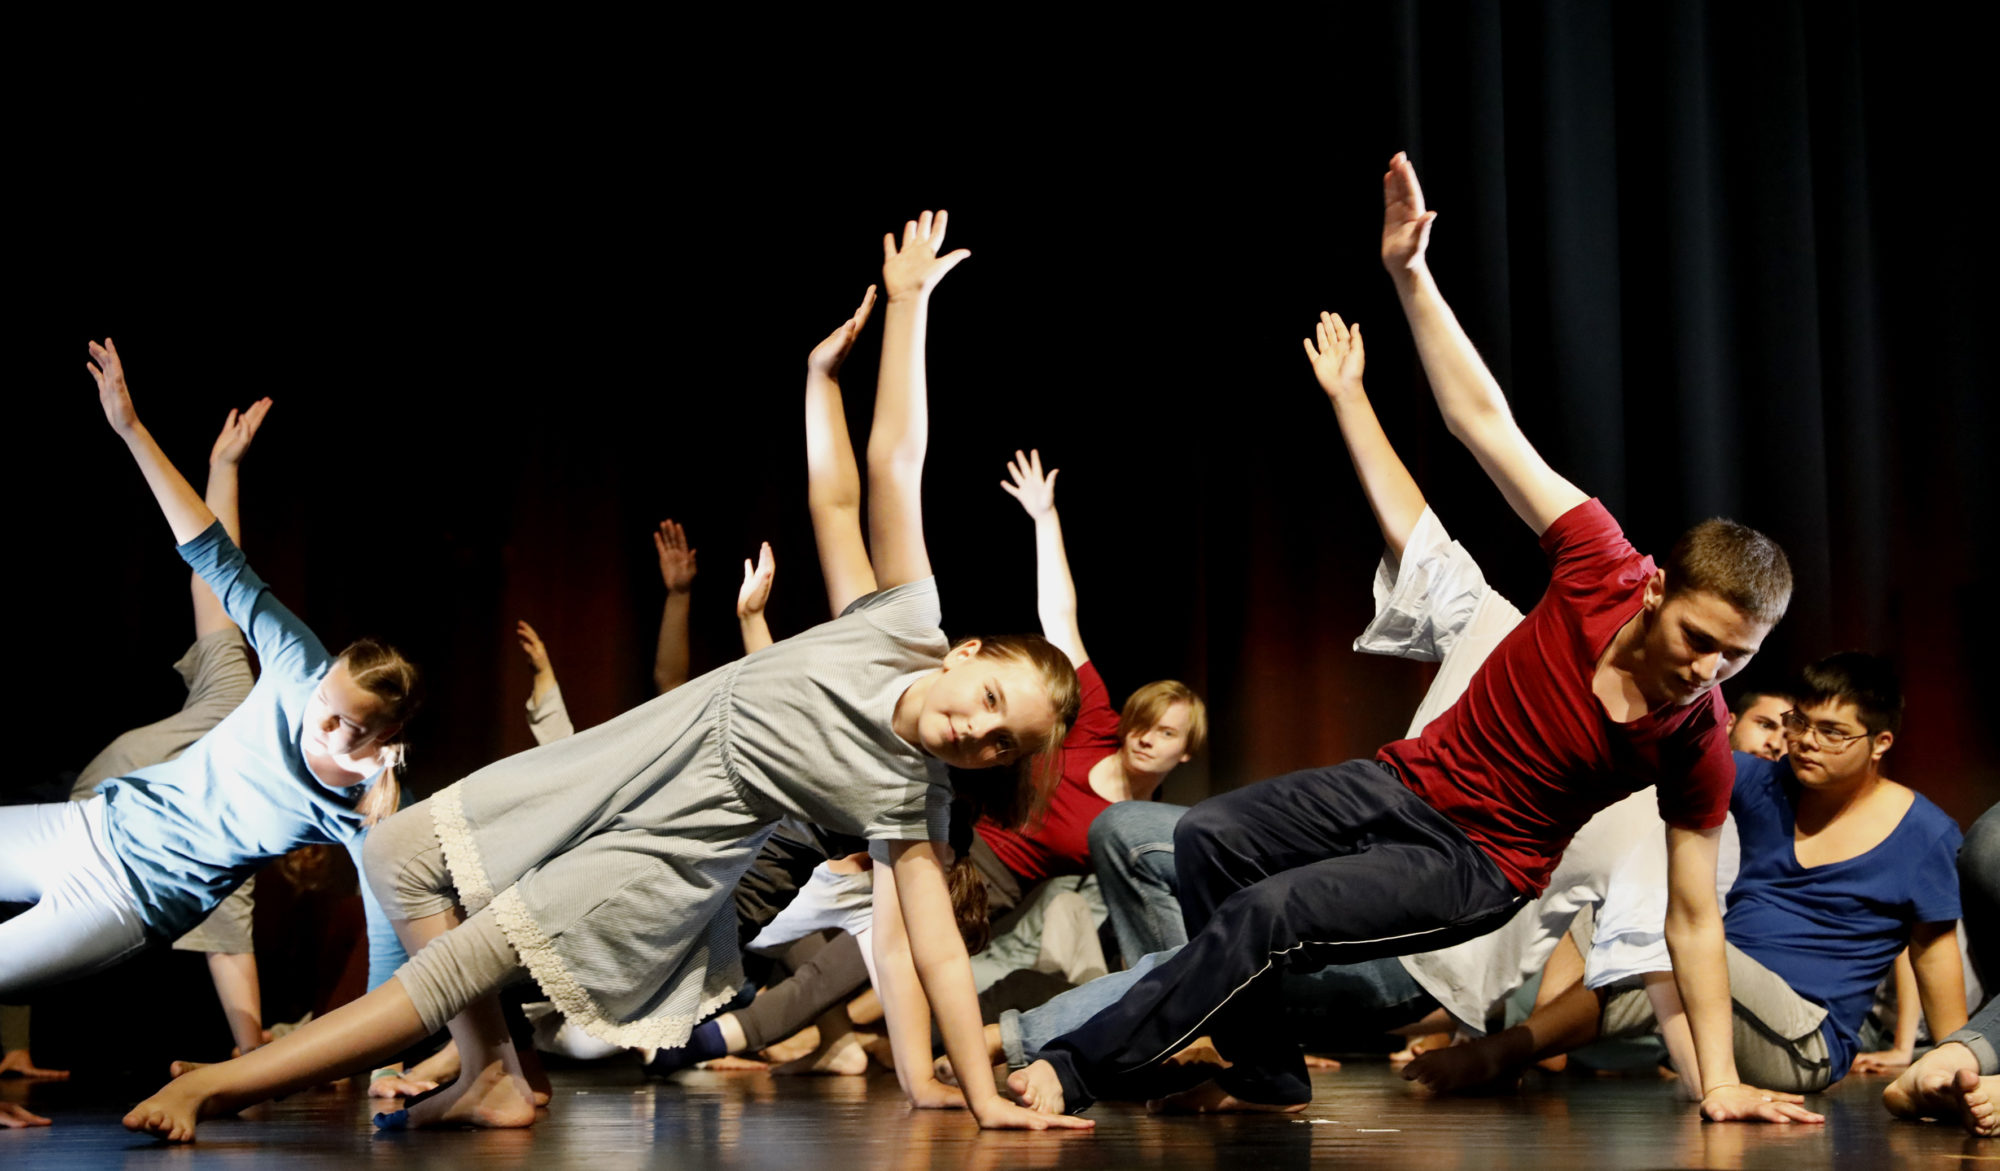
[0,798,152,996]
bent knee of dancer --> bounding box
[394,912,524,1033]
[364,802,457,920]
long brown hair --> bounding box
[945,633,1082,834]
[336,638,422,827]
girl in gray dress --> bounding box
[125,211,1097,1139]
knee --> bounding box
[1172,801,1227,859]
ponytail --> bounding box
[334,637,421,828]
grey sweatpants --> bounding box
[1599,941,1832,1092]
[363,799,525,1033]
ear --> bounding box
[1725,712,1739,734]
[943,639,982,669]
[1870,729,1894,761]
[1177,752,1191,764]
[1642,569,1667,612]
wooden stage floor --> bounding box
[4,1060,1994,1169]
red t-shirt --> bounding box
[1377,499,1734,895]
[975,660,1122,882]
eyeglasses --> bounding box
[1779,710,1873,751]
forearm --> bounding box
[653,592,691,694]
[872,926,944,1103]
[866,297,929,496]
[122,424,218,544]
[204,460,245,547]
[915,946,1004,1108]
[1912,930,1970,1041]
[1664,914,1740,1095]
[805,371,862,516]
[206,952,264,1055]
[1645,972,1703,1101]
[1892,950,1923,1052]
[1032,512,1081,642]
[1391,264,1515,443]
[738,613,772,655]
[1328,386,1427,563]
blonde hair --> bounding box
[946,633,1081,833]
[1118,680,1208,758]
[337,637,421,827]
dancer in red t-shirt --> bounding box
[969,450,1207,921]
[1014,154,1807,1124]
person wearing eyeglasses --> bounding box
[1399,652,1965,1101]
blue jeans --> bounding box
[1945,802,2000,1073]
[1002,944,1439,1068]
[1088,801,1189,966]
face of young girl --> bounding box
[919,649,1058,770]
[302,661,395,762]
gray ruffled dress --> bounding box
[431,578,952,1049]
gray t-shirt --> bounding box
[432,577,951,1050]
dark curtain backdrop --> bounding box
[23,2,1994,829]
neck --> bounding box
[894,671,938,750]
[1105,751,1166,802]
[1603,610,1674,709]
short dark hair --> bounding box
[1796,651,1903,737]
[1731,688,1795,718]
[1665,519,1793,627]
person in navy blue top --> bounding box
[0,339,414,998]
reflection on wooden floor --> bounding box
[3,1060,1993,1169]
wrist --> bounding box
[666,584,693,599]
[1700,1082,1743,1100]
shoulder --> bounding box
[839,577,944,647]
[1897,788,1964,849]
[1538,500,1652,611]
[1538,499,1630,560]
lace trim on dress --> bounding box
[429,783,494,914]
[490,886,741,1052]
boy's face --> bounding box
[1783,699,1890,786]
[1642,583,1773,706]
[1728,695,1792,760]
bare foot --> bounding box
[167,1060,212,1080]
[1006,1060,1067,1115]
[1,1049,69,1080]
[369,1073,441,1099]
[857,1029,897,1072]
[2,1101,52,1128]
[758,1025,820,1066]
[1163,1036,1228,1069]
[382,1058,536,1131]
[123,1069,235,1142]
[1147,1079,1306,1114]
[1886,1043,2000,1136]
[773,1028,868,1076]
[1303,1054,1342,1071]
[1402,1040,1518,1094]
[1388,1031,1451,1067]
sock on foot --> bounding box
[645,1020,730,1076]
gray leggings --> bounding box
[1600,941,1832,1092]
[363,799,526,1034]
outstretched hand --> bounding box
[86,337,139,434]
[808,286,878,376]
[516,620,553,675]
[209,398,274,467]
[737,542,775,618]
[882,211,971,301]
[1699,1082,1824,1124]
[972,1096,1095,1132]
[654,520,698,594]
[999,449,1060,520]
[1382,151,1438,275]
[1303,311,1366,402]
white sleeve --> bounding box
[1353,508,1491,664]
[526,684,576,745]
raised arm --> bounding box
[1381,154,1587,535]
[999,449,1087,665]
[651,520,697,694]
[805,286,880,616]
[868,212,969,590]
[1304,311,1427,561]
[514,619,576,744]
[89,338,217,544]
[736,541,775,654]
[874,839,1092,1131]
[193,399,273,637]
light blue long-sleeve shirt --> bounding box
[96,521,407,989]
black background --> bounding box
[24,2,1995,830]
